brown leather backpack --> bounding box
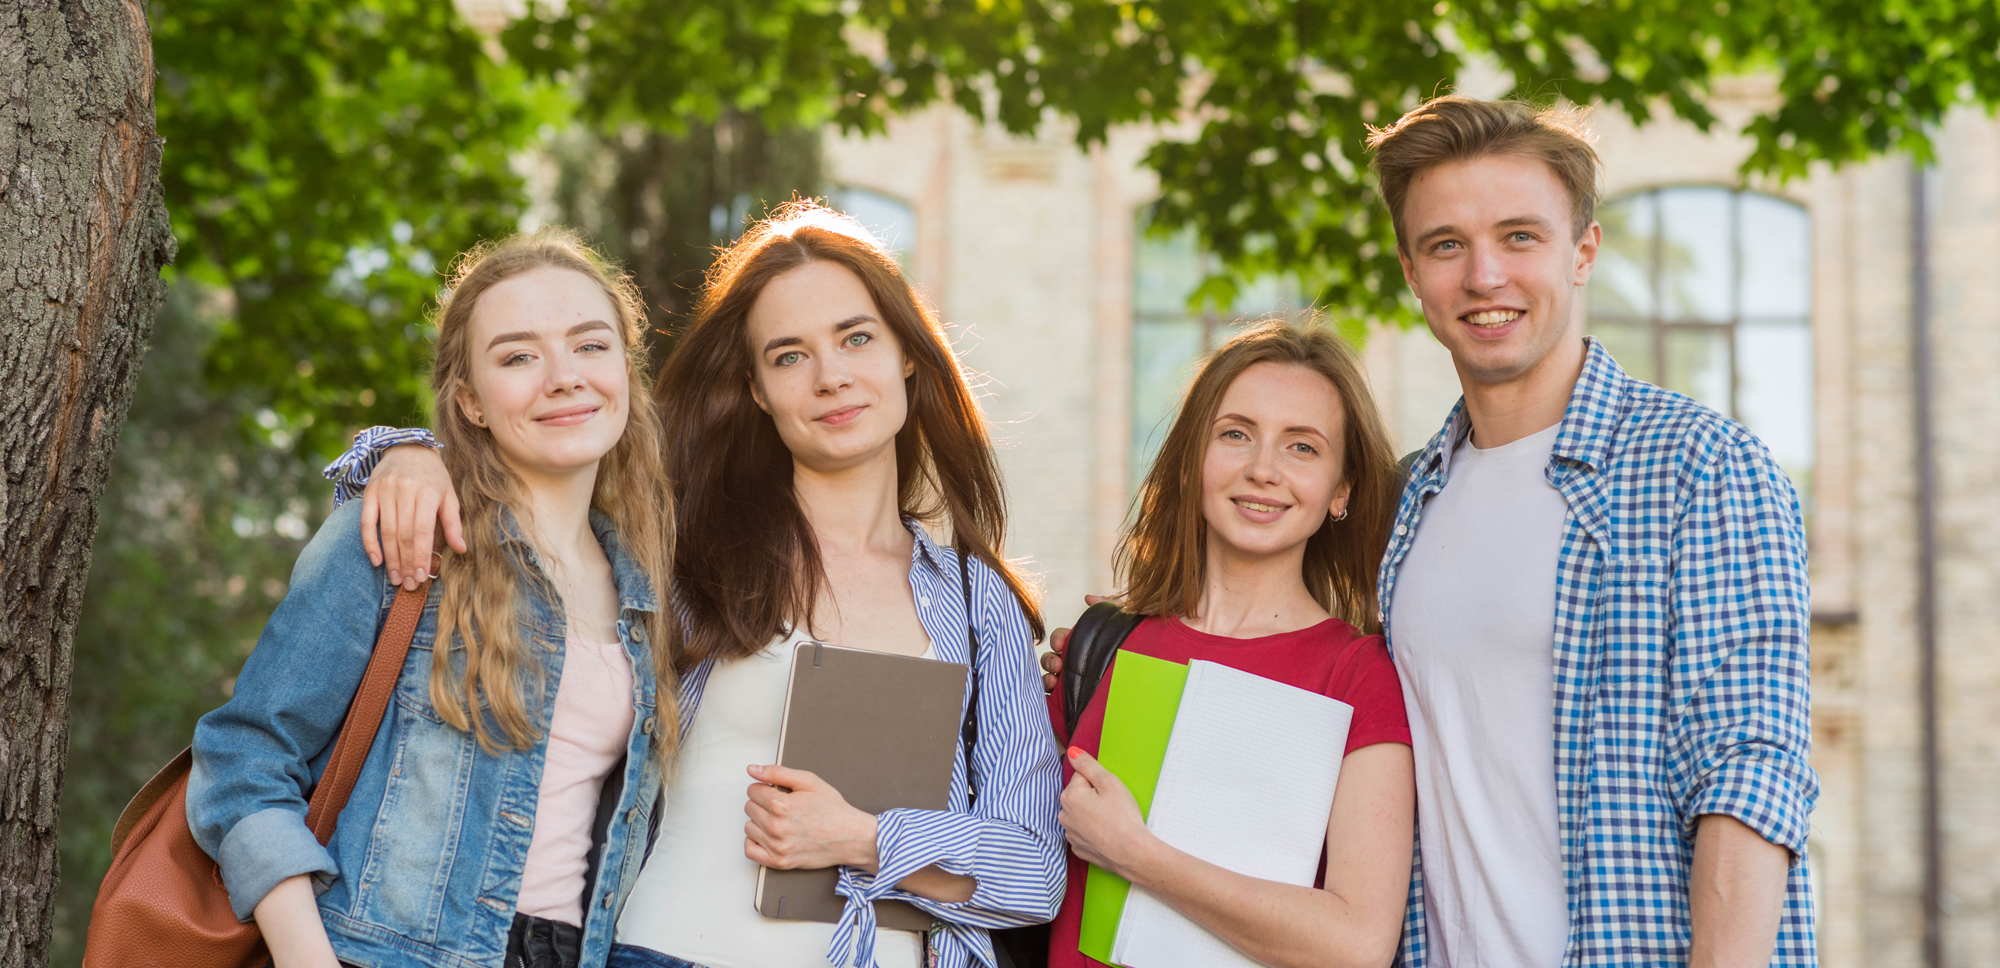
[82,583,430,968]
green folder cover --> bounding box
[1077,651,1189,964]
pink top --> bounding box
[517,636,636,926]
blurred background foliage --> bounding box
[57,0,2000,960]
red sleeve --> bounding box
[1334,635,1412,755]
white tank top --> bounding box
[517,636,636,926]
[614,627,930,968]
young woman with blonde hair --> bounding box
[1045,321,1416,968]
[333,202,1065,968]
[189,230,679,968]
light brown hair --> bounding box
[428,228,680,766]
[660,200,1044,672]
[1366,95,1602,251]
[1116,320,1398,632]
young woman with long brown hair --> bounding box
[189,230,679,968]
[330,202,1064,968]
[1043,321,1416,968]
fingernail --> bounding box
[1067,747,1083,760]
[389,571,401,585]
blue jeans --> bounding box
[606,944,708,968]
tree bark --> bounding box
[0,0,173,963]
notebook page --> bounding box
[1111,660,1353,968]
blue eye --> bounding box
[775,351,804,367]
[1291,441,1318,455]
[578,340,611,353]
[502,351,533,366]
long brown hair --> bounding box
[428,228,681,765]
[1116,320,1398,632]
[661,200,1044,672]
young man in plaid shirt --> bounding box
[1367,96,1815,968]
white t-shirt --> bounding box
[614,627,929,968]
[1389,421,1569,968]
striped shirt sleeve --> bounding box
[321,425,438,505]
[827,553,1065,968]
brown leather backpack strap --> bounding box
[303,582,430,844]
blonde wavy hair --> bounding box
[427,228,680,766]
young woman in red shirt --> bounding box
[1045,321,1415,968]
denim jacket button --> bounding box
[602,893,615,909]
[631,624,646,643]
[641,716,655,735]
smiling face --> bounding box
[1200,362,1352,562]
[1397,152,1600,389]
[745,259,916,473]
[456,265,630,481]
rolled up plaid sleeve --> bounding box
[1669,431,1817,856]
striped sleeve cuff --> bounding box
[321,426,439,505]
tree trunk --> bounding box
[0,0,173,962]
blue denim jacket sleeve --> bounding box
[187,499,392,920]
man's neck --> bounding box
[1459,335,1588,450]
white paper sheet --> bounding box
[1110,660,1353,968]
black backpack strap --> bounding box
[1060,602,1145,741]
[957,546,981,807]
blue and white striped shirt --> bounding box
[1379,339,1817,968]
[326,438,1065,968]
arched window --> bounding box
[826,186,915,264]
[1130,218,1301,489]
[1589,187,1814,501]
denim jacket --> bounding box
[188,499,666,968]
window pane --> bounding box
[1134,224,1205,316]
[1657,187,1735,323]
[1131,319,1206,488]
[1739,194,1811,318]
[826,187,915,260]
[1590,192,1657,319]
[1232,272,1300,319]
[1591,320,1658,385]
[1736,320,1815,495]
[1664,326,1733,417]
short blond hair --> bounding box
[1366,95,1602,250]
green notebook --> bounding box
[1076,651,1189,964]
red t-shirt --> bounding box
[1043,615,1411,968]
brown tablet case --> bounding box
[754,639,971,932]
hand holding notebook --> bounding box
[1078,656,1353,968]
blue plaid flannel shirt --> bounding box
[1379,339,1817,967]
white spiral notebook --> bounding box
[1109,659,1353,968]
